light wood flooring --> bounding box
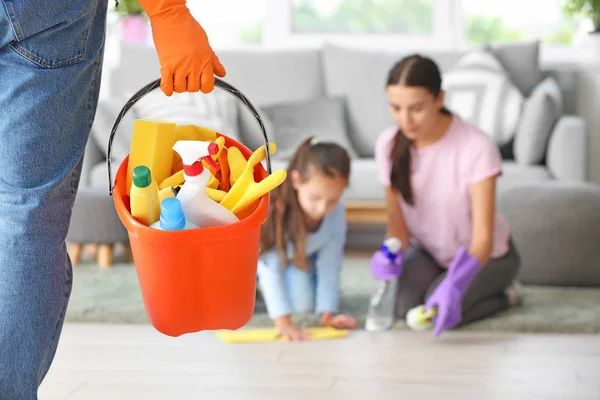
[39,323,600,400]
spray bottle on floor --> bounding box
[172,140,239,228]
[365,237,403,331]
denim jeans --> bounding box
[0,1,107,398]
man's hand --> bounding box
[138,0,226,96]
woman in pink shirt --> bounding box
[372,54,521,336]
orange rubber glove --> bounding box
[137,0,226,96]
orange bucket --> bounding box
[106,78,274,337]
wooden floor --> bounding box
[39,323,600,400]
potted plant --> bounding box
[562,0,600,52]
[114,0,149,44]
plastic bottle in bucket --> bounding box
[172,140,239,228]
[130,165,160,226]
[150,197,198,231]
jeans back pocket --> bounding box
[3,0,97,69]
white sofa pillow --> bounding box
[514,77,563,165]
[442,51,524,146]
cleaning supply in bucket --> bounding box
[217,145,230,192]
[206,187,227,202]
[159,169,185,190]
[219,143,287,217]
[158,185,180,203]
[227,145,247,186]
[172,140,239,227]
[130,165,160,226]
[365,237,403,331]
[406,304,437,331]
[126,119,176,195]
[206,136,227,190]
[150,197,199,231]
[172,125,218,173]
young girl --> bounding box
[258,137,357,341]
[372,54,521,337]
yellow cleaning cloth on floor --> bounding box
[215,327,348,343]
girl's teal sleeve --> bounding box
[257,249,292,319]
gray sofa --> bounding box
[86,40,589,196]
[69,40,600,282]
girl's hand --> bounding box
[274,316,310,341]
[320,312,357,329]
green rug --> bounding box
[66,257,600,334]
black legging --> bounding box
[395,240,521,326]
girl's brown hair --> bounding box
[387,54,451,206]
[260,137,351,270]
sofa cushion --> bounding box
[345,159,386,201]
[237,107,276,152]
[217,49,324,107]
[261,97,358,160]
[321,43,465,157]
[442,51,524,147]
[214,49,326,151]
[514,77,563,165]
[486,40,543,97]
[499,181,600,286]
[266,159,384,202]
[497,161,552,195]
[90,162,111,189]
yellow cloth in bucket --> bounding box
[220,143,287,217]
[214,327,349,343]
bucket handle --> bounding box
[106,77,272,196]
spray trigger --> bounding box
[201,154,220,172]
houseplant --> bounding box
[114,0,149,44]
[561,0,600,52]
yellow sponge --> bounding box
[127,119,176,195]
[215,327,348,344]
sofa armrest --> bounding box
[546,115,588,181]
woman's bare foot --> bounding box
[274,316,310,341]
[320,312,357,329]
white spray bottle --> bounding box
[172,140,239,228]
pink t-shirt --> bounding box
[375,116,510,268]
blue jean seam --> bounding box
[42,45,103,376]
[1,0,23,40]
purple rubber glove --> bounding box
[370,239,403,281]
[425,247,480,337]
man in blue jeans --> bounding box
[0,0,225,397]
